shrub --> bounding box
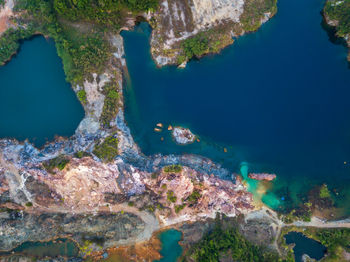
[175,204,186,213]
[167,190,177,203]
[186,190,201,204]
[25,202,33,207]
[43,155,70,172]
[163,164,182,173]
[77,89,87,105]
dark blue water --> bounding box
[285,232,327,262]
[0,36,84,147]
[154,229,183,262]
[122,0,350,213]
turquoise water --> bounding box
[0,36,84,147]
[122,0,350,213]
[154,229,183,262]
[285,232,326,262]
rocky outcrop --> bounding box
[150,0,277,66]
[172,127,196,145]
[0,0,14,35]
[0,211,144,252]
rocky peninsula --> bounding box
[1,0,350,261]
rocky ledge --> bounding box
[172,126,196,145]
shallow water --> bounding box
[285,232,327,262]
[0,36,84,147]
[0,239,79,258]
[154,229,183,262]
[122,0,350,214]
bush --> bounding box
[163,164,182,173]
[25,202,33,207]
[93,134,119,162]
[186,190,201,204]
[77,89,87,105]
[175,204,186,213]
[43,155,70,172]
[167,190,177,203]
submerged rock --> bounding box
[248,173,276,181]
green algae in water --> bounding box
[154,229,183,262]
[12,238,79,258]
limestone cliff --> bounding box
[150,0,277,66]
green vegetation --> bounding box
[325,0,350,36]
[77,89,87,105]
[0,0,5,7]
[163,164,182,173]
[151,172,158,179]
[93,134,119,162]
[175,204,186,213]
[0,28,35,65]
[1,0,160,85]
[128,201,134,207]
[74,151,90,158]
[25,202,33,207]
[320,184,332,199]
[181,34,209,61]
[54,0,158,27]
[43,155,70,172]
[100,82,120,128]
[185,190,201,205]
[167,190,177,203]
[183,216,288,262]
[240,0,277,31]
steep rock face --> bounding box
[191,0,244,29]
[0,212,144,252]
[150,0,276,66]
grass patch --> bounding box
[93,134,119,162]
[163,164,182,173]
[74,151,90,158]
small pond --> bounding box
[285,232,327,262]
[154,229,183,262]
